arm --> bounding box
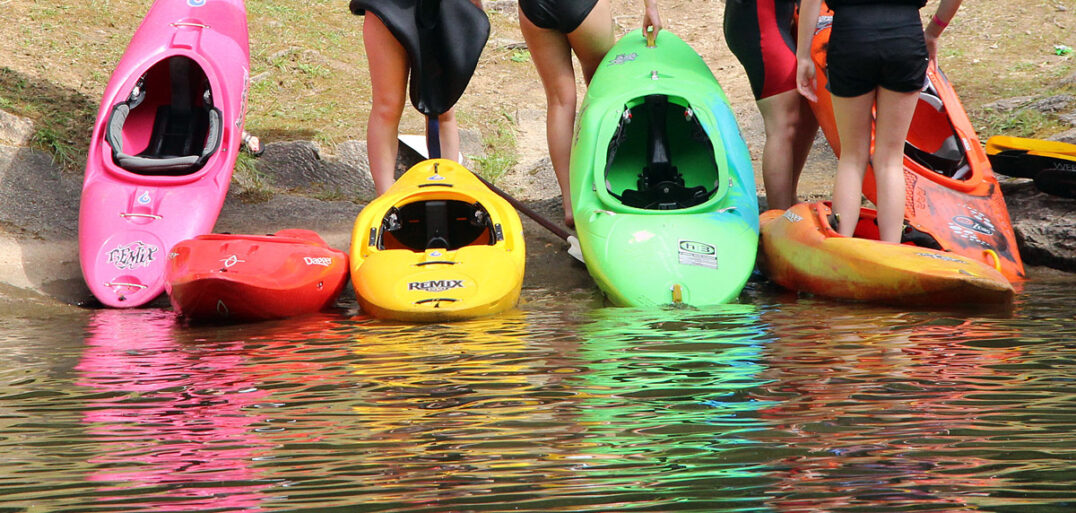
[795,0,823,102]
[925,0,962,64]
[643,0,662,46]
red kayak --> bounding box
[804,5,1025,282]
[165,229,348,321]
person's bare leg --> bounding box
[436,108,461,162]
[757,89,819,210]
[521,10,583,227]
[830,91,876,237]
[364,14,409,195]
[872,88,918,242]
[566,0,615,85]
[790,94,820,198]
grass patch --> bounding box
[0,67,96,172]
[232,152,275,203]
[469,111,518,183]
[31,127,79,169]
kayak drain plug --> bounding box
[671,284,683,304]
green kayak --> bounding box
[570,30,759,307]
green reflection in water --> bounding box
[565,304,778,509]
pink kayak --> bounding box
[78,0,250,307]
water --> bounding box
[1,278,1074,512]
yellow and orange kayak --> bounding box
[804,5,1025,282]
[759,203,1014,306]
[349,159,525,322]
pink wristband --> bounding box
[932,14,949,28]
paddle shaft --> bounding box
[426,116,573,242]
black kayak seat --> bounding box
[105,57,222,175]
[618,95,710,210]
[378,200,496,251]
[424,200,450,249]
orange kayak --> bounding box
[804,6,1025,282]
[759,202,1014,306]
[166,229,349,322]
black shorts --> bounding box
[827,3,928,98]
[519,0,599,33]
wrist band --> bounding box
[932,14,949,28]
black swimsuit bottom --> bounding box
[519,0,599,33]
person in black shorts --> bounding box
[724,0,820,211]
[518,0,661,228]
[796,0,963,242]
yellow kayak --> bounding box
[349,159,525,321]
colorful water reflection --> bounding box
[757,305,1027,511]
[77,308,274,512]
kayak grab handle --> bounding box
[171,22,210,29]
[105,281,148,290]
[120,212,163,220]
[983,249,1002,272]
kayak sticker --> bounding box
[304,257,332,266]
[915,252,966,264]
[783,210,804,223]
[608,53,637,66]
[137,191,151,205]
[221,255,245,268]
[949,206,996,247]
[409,279,464,293]
[106,241,159,270]
[188,0,207,7]
[678,240,717,269]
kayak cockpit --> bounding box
[105,55,223,176]
[603,94,722,211]
[378,199,500,252]
[904,77,971,181]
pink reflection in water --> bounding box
[76,309,272,512]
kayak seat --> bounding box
[380,199,495,251]
[903,83,972,180]
[613,95,714,210]
[105,56,222,176]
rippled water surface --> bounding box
[1,278,1075,512]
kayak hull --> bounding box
[759,203,1014,306]
[79,0,250,307]
[166,230,349,322]
[571,30,759,307]
[349,159,525,322]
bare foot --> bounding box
[241,131,264,156]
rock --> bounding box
[1003,181,1076,273]
[982,96,1036,112]
[253,140,376,201]
[1050,128,1076,144]
[485,1,517,13]
[1058,112,1076,128]
[1027,95,1074,113]
[981,95,1074,114]
[0,146,80,239]
[0,111,33,147]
